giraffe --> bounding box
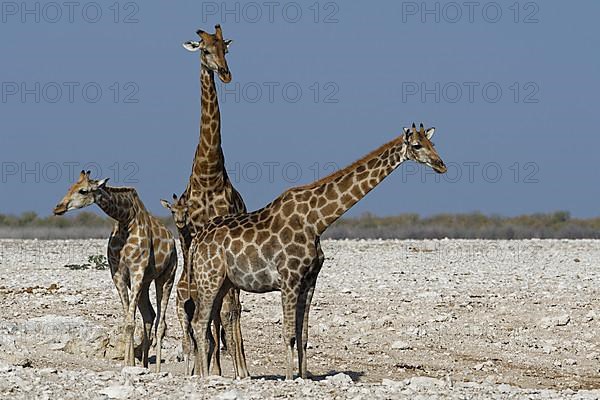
[160,193,197,374]
[54,170,177,373]
[188,123,447,379]
[163,24,248,378]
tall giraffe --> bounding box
[188,123,447,379]
[54,171,177,373]
[163,25,248,378]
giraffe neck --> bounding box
[276,134,409,235]
[95,187,145,224]
[188,66,226,193]
[177,224,193,251]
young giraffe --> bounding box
[163,25,248,377]
[189,123,447,379]
[54,171,177,373]
[160,192,197,374]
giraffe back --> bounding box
[108,208,177,282]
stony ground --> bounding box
[1,239,600,399]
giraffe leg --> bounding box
[191,294,216,378]
[299,249,323,379]
[137,283,155,368]
[281,288,300,380]
[112,270,130,360]
[184,298,197,375]
[192,273,228,378]
[232,288,249,378]
[124,277,144,367]
[154,262,175,373]
[176,289,195,375]
[298,278,317,379]
[220,287,248,378]
[210,312,222,376]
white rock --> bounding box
[208,375,233,386]
[0,360,13,373]
[540,314,570,328]
[498,383,513,393]
[556,315,571,326]
[48,342,67,351]
[121,366,148,376]
[96,371,116,381]
[542,345,557,354]
[585,311,596,322]
[382,378,403,388]
[217,389,243,400]
[391,341,411,350]
[434,314,451,322]
[39,367,57,374]
[64,295,83,305]
[325,372,354,385]
[99,385,134,399]
[409,376,445,389]
[23,315,101,339]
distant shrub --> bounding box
[1,210,599,240]
[88,254,109,270]
[325,211,600,240]
[63,254,109,270]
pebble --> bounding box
[382,378,404,388]
[408,376,445,389]
[391,340,411,350]
[326,372,354,386]
[99,385,134,399]
[216,389,243,400]
[121,366,148,376]
[540,314,571,328]
[0,360,13,373]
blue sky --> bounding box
[1,1,599,218]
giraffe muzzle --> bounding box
[53,203,67,215]
[433,161,447,174]
[218,68,232,83]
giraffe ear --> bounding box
[183,41,202,52]
[425,127,435,140]
[403,127,412,139]
[96,178,109,189]
[224,39,233,54]
[160,199,172,210]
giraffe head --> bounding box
[403,123,447,173]
[53,170,109,215]
[183,24,232,83]
[160,193,189,230]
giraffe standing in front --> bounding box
[189,123,448,379]
[54,171,177,373]
[162,25,248,378]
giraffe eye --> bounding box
[79,189,89,194]
[412,144,423,150]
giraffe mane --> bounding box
[292,134,404,191]
[103,186,138,193]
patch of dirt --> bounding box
[1,239,600,399]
